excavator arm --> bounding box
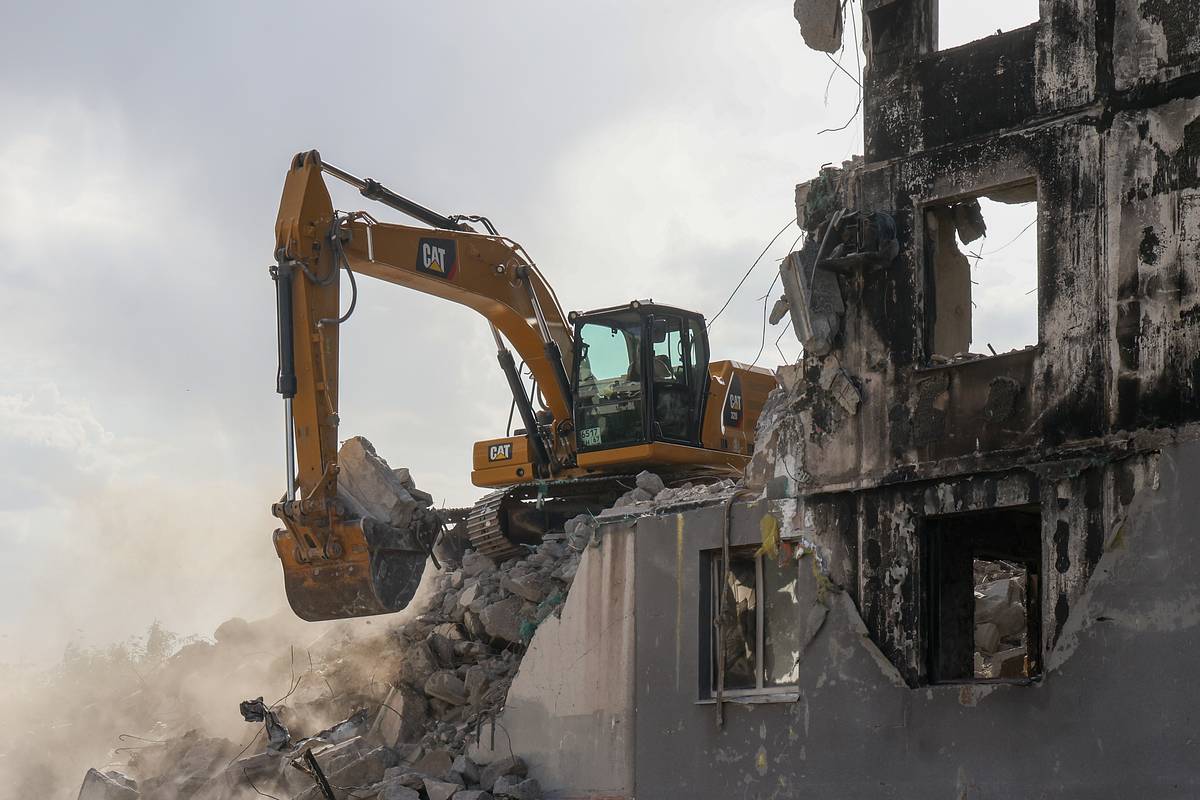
[269,150,574,620]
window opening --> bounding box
[924,508,1042,683]
[705,548,801,696]
[925,182,1038,363]
[936,0,1039,51]
[574,314,645,450]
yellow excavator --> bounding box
[270,150,777,621]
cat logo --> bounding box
[722,373,744,429]
[416,237,458,279]
[488,443,513,462]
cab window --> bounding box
[574,315,645,449]
[650,316,694,442]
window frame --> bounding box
[919,177,1042,366]
[699,546,801,701]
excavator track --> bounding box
[465,476,632,561]
[466,490,516,560]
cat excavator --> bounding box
[270,150,777,621]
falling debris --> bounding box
[793,0,844,53]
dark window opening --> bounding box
[925,181,1039,363]
[924,507,1042,683]
[701,548,800,697]
[935,0,1039,51]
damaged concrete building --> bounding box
[69,2,1200,799]
[475,1,1200,796]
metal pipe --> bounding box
[522,275,573,410]
[491,324,550,471]
[317,157,461,232]
[284,397,295,501]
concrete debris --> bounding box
[238,697,290,750]
[973,562,1030,677]
[769,295,791,325]
[479,756,527,791]
[793,0,843,53]
[635,469,666,496]
[780,247,843,356]
[492,775,543,799]
[410,749,454,778]
[378,784,420,800]
[599,474,742,523]
[78,769,139,800]
[369,685,426,747]
[422,778,463,800]
[424,671,470,706]
[338,437,435,529]
[480,595,526,643]
[462,551,497,577]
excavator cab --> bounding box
[572,303,709,453]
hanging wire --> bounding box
[749,229,805,368]
[707,218,797,329]
[818,0,864,136]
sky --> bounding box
[0,0,1041,664]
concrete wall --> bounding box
[633,441,1200,797]
[472,524,636,799]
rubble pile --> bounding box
[972,560,1029,679]
[599,471,741,519]
[73,452,725,800]
[71,548,577,798]
[66,427,753,800]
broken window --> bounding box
[924,181,1039,362]
[923,508,1042,683]
[702,548,801,696]
[936,0,1039,51]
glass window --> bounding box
[651,316,686,381]
[574,315,644,450]
[713,552,759,691]
[688,318,708,393]
[651,316,694,442]
[763,556,801,686]
[708,548,800,695]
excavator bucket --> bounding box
[272,514,431,622]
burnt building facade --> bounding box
[476,2,1200,797]
[767,0,1200,690]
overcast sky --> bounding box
[0,1,1041,663]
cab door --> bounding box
[573,311,647,452]
[648,313,708,446]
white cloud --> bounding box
[0,384,116,471]
[0,98,188,269]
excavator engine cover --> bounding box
[272,514,431,621]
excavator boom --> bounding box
[270,150,576,620]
